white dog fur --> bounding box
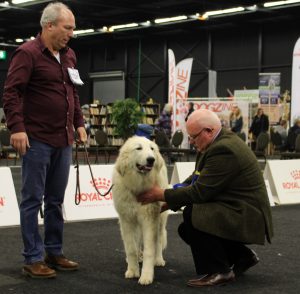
[112,136,169,285]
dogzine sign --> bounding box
[63,165,118,221]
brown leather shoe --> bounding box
[22,261,56,279]
[187,270,235,287]
[45,254,79,271]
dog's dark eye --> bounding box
[151,147,154,150]
[136,147,142,150]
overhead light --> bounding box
[99,26,108,32]
[0,2,9,12]
[140,21,151,26]
[246,5,258,11]
[15,38,24,43]
[264,0,300,7]
[89,71,124,79]
[154,15,188,24]
[190,13,200,19]
[201,7,245,20]
[108,23,138,32]
[0,1,9,7]
[11,0,37,4]
[73,29,95,36]
[0,42,18,47]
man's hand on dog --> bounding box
[137,185,165,205]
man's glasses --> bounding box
[188,128,213,141]
[188,128,206,141]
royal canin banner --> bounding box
[291,37,300,125]
[0,167,20,227]
[168,49,193,139]
[63,165,118,221]
[264,159,300,205]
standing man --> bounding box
[138,109,273,287]
[3,2,87,279]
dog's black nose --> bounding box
[147,157,155,166]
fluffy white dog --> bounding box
[112,136,169,285]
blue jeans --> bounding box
[20,139,72,264]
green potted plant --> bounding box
[111,98,145,140]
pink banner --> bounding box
[168,49,193,140]
[175,58,193,101]
[173,58,193,139]
[168,49,176,105]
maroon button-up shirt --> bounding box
[2,34,84,147]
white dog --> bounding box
[112,136,169,285]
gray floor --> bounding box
[1,205,300,294]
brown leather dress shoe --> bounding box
[233,250,260,276]
[45,254,79,271]
[187,270,235,287]
[22,261,56,279]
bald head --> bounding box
[186,109,222,152]
[187,109,222,132]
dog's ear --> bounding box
[155,150,164,172]
[155,150,168,188]
[115,152,128,177]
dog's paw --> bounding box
[155,258,166,267]
[125,268,140,279]
[138,274,153,285]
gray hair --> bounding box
[40,2,71,28]
[163,103,172,114]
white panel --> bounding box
[0,167,20,226]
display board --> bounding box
[0,167,20,226]
[170,162,195,185]
[93,80,125,104]
[264,159,300,204]
[63,165,118,221]
[264,179,275,207]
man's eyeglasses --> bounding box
[188,128,205,141]
[188,128,213,141]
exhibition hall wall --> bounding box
[0,19,299,107]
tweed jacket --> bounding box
[165,129,273,245]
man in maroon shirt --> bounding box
[3,2,87,279]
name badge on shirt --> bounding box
[67,68,84,86]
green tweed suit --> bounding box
[165,128,273,245]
